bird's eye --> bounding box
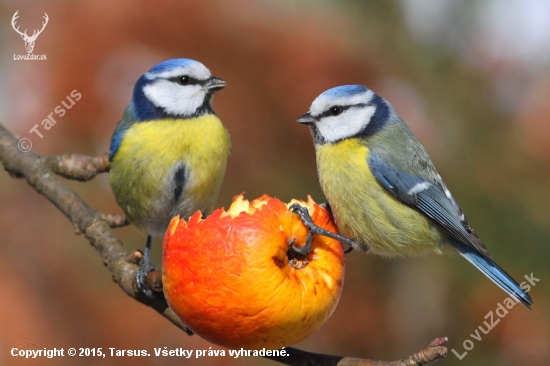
[177,76,190,85]
[329,106,343,116]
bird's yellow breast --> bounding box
[315,139,443,257]
[109,115,231,235]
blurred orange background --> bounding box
[1,1,549,365]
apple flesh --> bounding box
[163,194,345,350]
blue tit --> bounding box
[109,58,231,297]
[295,85,533,308]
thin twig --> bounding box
[101,213,130,228]
[42,152,110,181]
[265,337,447,365]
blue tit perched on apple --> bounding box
[109,58,231,297]
[295,85,533,308]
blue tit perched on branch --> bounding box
[294,85,533,308]
[109,59,231,297]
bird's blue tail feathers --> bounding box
[450,238,533,309]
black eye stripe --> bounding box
[317,103,369,119]
[167,76,203,86]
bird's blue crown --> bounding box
[320,85,370,99]
[145,58,203,77]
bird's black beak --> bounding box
[297,112,315,125]
[206,76,226,92]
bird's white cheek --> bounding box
[144,81,205,116]
[316,107,376,143]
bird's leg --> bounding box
[319,202,352,253]
[289,203,358,255]
[136,235,160,298]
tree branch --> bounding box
[0,124,189,334]
[0,123,447,365]
[268,337,447,365]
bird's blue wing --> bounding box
[369,151,533,307]
[109,125,124,161]
[368,151,481,251]
[109,107,137,161]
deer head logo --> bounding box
[11,11,49,54]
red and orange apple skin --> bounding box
[162,194,345,350]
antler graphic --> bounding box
[32,13,49,39]
[11,11,49,54]
[11,11,27,38]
